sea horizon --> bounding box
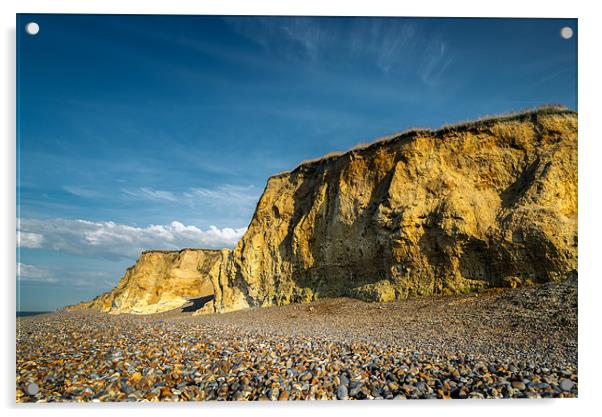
[17,311,51,317]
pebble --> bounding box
[349,382,363,397]
[336,384,349,400]
[560,379,574,392]
[299,371,313,381]
[15,277,577,402]
[511,381,526,390]
[340,374,349,386]
[121,384,135,395]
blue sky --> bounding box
[16,15,577,311]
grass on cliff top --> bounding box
[141,248,224,255]
[272,104,575,178]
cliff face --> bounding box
[69,107,578,315]
[67,249,224,314]
[208,108,577,312]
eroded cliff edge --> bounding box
[68,107,578,314]
[67,249,226,314]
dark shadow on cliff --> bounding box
[181,294,215,313]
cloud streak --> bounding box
[185,184,260,208]
[17,263,58,283]
[225,17,452,83]
[122,184,261,211]
[63,185,102,198]
[66,183,262,210]
[121,187,178,202]
[17,218,246,259]
[17,262,117,288]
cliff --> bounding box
[66,249,224,314]
[69,107,578,314]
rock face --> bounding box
[69,107,578,314]
[66,249,224,314]
[209,107,578,312]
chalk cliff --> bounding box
[68,107,578,314]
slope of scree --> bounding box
[68,107,578,314]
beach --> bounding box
[16,277,577,402]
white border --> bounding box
[0,0,585,17]
[2,1,600,417]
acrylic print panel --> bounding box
[16,14,577,402]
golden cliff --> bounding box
[68,107,578,314]
[66,249,223,314]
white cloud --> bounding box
[17,263,58,283]
[17,218,246,259]
[18,231,44,248]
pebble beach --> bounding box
[16,277,578,402]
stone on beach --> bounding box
[17,277,577,402]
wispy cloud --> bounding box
[17,262,115,288]
[279,18,326,60]
[122,184,261,210]
[121,187,178,202]
[186,184,260,208]
[62,183,262,213]
[225,17,452,83]
[17,263,58,283]
[419,41,454,87]
[63,185,101,198]
[17,218,246,259]
[59,270,116,288]
[226,16,337,63]
[349,19,418,73]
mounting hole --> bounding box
[25,22,40,36]
[560,26,573,40]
